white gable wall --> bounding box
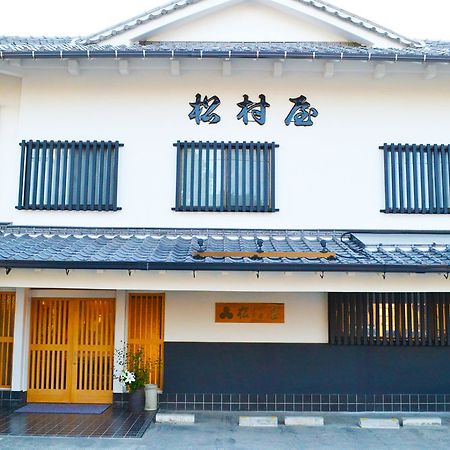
[147,1,351,42]
[101,0,404,48]
[1,61,449,230]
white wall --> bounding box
[164,291,328,343]
[147,2,350,42]
[1,60,449,230]
[1,268,450,293]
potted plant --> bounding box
[114,345,149,413]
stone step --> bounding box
[239,416,278,427]
[285,416,324,426]
[402,417,441,427]
[359,418,400,429]
[155,413,195,424]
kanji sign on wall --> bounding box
[215,303,285,323]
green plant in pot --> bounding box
[114,345,149,412]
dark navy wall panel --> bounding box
[164,343,450,394]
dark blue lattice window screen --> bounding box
[382,143,450,214]
[17,140,122,211]
[174,141,277,212]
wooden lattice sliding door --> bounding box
[28,298,115,403]
[0,292,15,388]
[128,294,164,388]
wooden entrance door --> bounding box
[28,298,115,403]
[128,293,164,388]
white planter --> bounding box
[144,384,158,411]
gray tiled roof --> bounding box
[0,39,449,62]
[0,224,449,273]
[75,0,423,47]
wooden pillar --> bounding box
[113,290,127,393]
[11,288,30,392]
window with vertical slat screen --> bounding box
[0,292,15,388]
[174,141,278,212]
[381,143,450,214]
[17,140,122,211]
[329,292,450,346]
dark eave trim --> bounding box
[0,49,448,63]
[0,260,449,274]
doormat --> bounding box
[15,403,110,414]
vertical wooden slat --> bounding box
[196,141,203,210]
[405,144,412,213]
[374,293,380,345]
[83,141,90,210]
[249,142,254,212]
[270,142,276,212]
[189,141,195,211]
[31,141,40,209]
[434,145,442,212]
[442,146,449,213]
[242,143,247,211]
[110,142,120,211]
[419,145,426,212]
[418,293,425,345]
[411,144,419,212]
[182,142,188,211]
[220,142,225,211]
[263,142,269,212]
[53,142,61,209]
[212,142,218,211]
[60,141,69,208]
[38,140,48,209]
[383,144,390,212]
[367,293,373,345]
[67,141,76,210]
[17,141,26,208]
[46,140,54,209]
[413,293,419,346]
[23,141,34,209]
[390,146,397,212]
[226,142,232,210]
[175,141,181,210]
[90,142,98,210]
[398,146,405,212]
[400,293,406,345]
[438,293,444,346]
[388,293,393,345]
[256,142,261,212]
[234,142,239,211]
[97,141,106,210]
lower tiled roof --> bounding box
[0,224,449,273]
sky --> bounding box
[0,0,448,41]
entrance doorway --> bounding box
[28,297,115,403]
[128,293,164,388]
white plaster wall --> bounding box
[0,74,22,219]
[0,61,449,230]
[164,290,328,342]
[1,269,449,294]
[148,2,349,42]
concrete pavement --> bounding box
[1,412,450,449]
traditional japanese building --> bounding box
[0,0,450,413]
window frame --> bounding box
[329,292,450,346]
[173,140,278,212]
[16,140,122,211]
[381,143,450,214]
